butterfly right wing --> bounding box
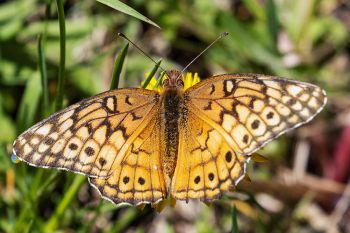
[186,74,327,155]
[171,109,247,202]
[13,88,160,178]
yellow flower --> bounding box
[142,72,201,91]
[183,72,201,90]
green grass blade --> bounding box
[54,0,66,111]
[106,208,140,233]
[141,59,162,89]
[24,219,33,233]
[153,71,164,89]
[97,0,160,29]
[266,0,279,48]
[16,73,42,132]
[43,175,85,233]
[35,171,59,198]
[110,43,129,90]
[37,35,49,117]
[242,0,265,20]
[231,205,239,233]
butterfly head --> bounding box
[162,70,184,90]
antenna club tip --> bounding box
[221,32,229,37]
[118,32,126,38]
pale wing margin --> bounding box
[185,73,327,155]
[13,88,160,178]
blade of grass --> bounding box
[106,208,140,233]
[153,72,164,89]
[110,43,129,90]
[97,0,160,29]
[24,219,33,233]
[35,171,59,198]
[288,0,316,44]
[16,73,42,132]
[13,203,33,233]
[43,175,86,233]
[54,0,66,111]
[242,0,265,20]
[231,205,239,233]
[141,59,162,89]
[37,35,49,117]
[266,0,279,49]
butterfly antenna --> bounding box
[118,33,167,75]
[177,32,229,79]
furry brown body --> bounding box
[160,70,185,178]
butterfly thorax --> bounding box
[161,70,186,178]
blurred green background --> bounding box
[1,0,350,232]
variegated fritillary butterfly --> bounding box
[13,70,326,206]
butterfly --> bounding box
[12,70,327,206]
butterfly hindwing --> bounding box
[13,88,160,178]
[186,74,327,155]
[171,110,247,202]
[89,115,167,205]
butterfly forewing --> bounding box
[13,88,160,178]
[185,74,327,155]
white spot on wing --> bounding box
[226,81,234,93]
[58,110,74,124]
[36,124,52,136]
[287,85,302,97]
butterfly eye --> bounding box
[163,79,169,87]
[176,79,184,87]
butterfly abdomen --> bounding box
[161,89,185,178]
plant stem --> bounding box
[231,205,239,233]
[38,35,49,116]
[55,0,66,111]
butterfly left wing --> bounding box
[89,114,167,205]
[13,88,160,178]
[171,110,247,202]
